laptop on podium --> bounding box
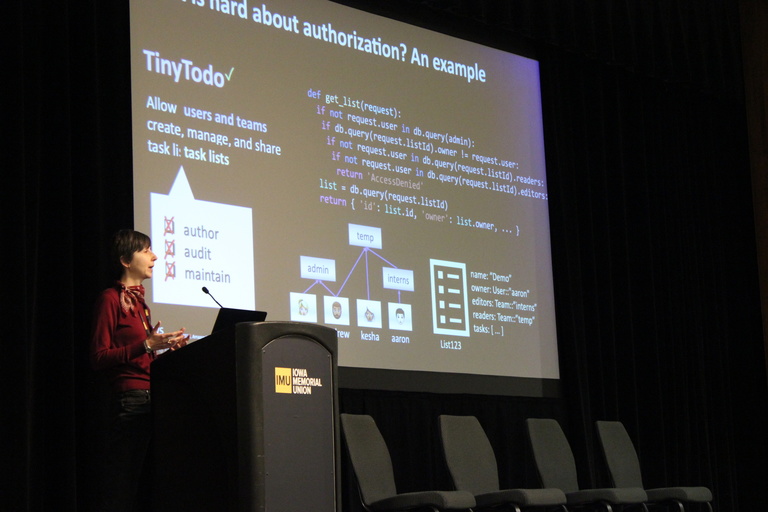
[211,307,267,333]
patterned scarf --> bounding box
[119,283,146,314]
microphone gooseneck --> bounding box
[202,286,224,308]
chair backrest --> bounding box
[595,421,644,488]
[340,413,399,505]
[525,418,580,493]
[439,415,500,495]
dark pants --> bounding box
[97,389,153,512]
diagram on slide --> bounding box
[430,259,470,337]
[291,223,414,332]
[150,166,255,309]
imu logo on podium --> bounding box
[274,367,293,394]
[274,367,324,395]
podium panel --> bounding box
[262,337,335,510]
[152,321,340,512]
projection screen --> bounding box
[130,0,559,395]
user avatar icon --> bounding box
[388,303,412,331]
[324,296,349,325]
[290,292,317,322]
[356,299,382,328]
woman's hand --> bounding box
[146,321,190,352]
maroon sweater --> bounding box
[90,284,153,392]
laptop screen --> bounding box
[211,308,267,334]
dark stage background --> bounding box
[6,1,768,511]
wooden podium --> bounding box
[151,321,340,512]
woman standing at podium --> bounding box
[90,229,189,512]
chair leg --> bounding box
[671,499,713,512]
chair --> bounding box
[340,413,476,512]
[525,418,648,512]
[595,421,713,512]
[439,415,567,512]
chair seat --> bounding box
[646,487,712,503]
[566,487,647,506]
[369,490,476,511]
[475,487,567,508]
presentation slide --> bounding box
[130,0,560,385]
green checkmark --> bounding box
[226,67,235,80]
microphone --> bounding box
[202,286,223,308]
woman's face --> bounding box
[123,246,157,283]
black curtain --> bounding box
[7,1,766,511]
